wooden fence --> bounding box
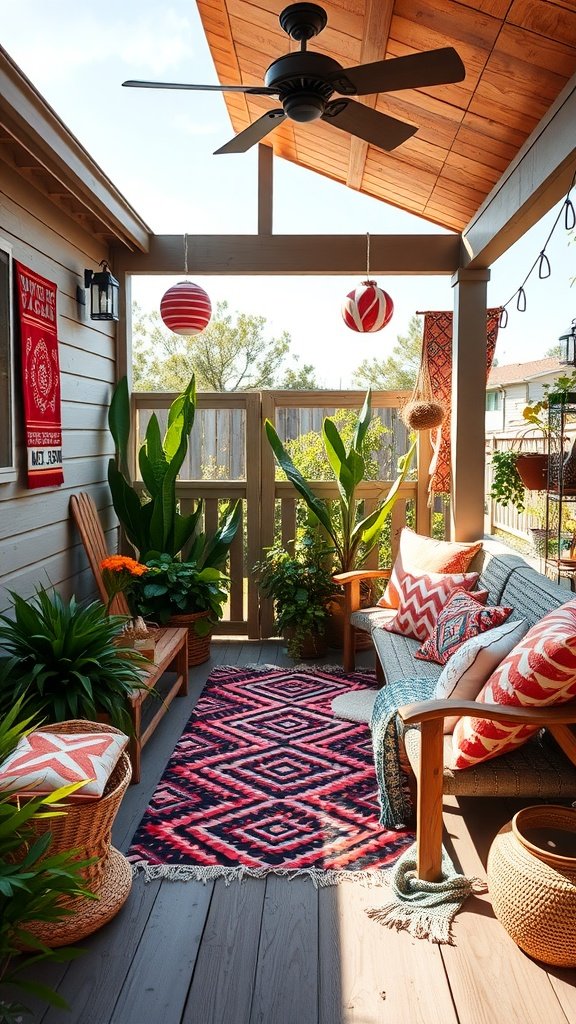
[132,390,431,638]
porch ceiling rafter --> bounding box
[113,232,461,276]
[462,71,576,269]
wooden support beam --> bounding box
[346,0,394,191]
[462,74,576,268]
[450,267,490,542]
[113,233,461,276]
[258,144,273,235]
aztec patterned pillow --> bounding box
[415,588,513,665]
[433,618,529,733]
[452,600,576,768]
[0,729,128,799]
[377,529,482,609]
[382,567,480,643]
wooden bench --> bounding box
[70,493,188,783]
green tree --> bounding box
[132,300,319,391]
[352,314,423,390]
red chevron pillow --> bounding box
[452,600,576,769]
[377,529,482,609]
[415,589,512,665]
[0,729,128,800]
[382,568,480,642]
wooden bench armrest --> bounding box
[332,569,391,587]
[398,698,576,728]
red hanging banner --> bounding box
[14,261,63,488]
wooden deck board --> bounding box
[21,642,576,1023]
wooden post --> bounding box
[450,268,490,541]
[258,144,273,236]
[416,719,445,881]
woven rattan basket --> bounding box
[487,804,576,967]
[26,720,132,890]
[168,609,213,666]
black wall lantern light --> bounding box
[559,317,576,366]
[84,261,120,321]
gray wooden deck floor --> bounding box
[22,640,576,1024]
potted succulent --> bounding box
[0,588,148,733]
[264,390,416,647]
[131,554,231,666]
[255,534,334,658]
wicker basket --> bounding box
[26,720,132,890]
[168,609,213,666]
[487,805,576,967]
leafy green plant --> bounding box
[0,701,94,1021]
[107,374,241,562]
[490,449,526,513]
[265,390,416,573]
[133,555,230,629]
[0,589,147,733]
[255,535,334,657]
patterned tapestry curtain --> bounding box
[423,308,501,497]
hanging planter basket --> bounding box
[515,452,548,490]
[400,334,446,432]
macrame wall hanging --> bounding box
[400,332,447,431]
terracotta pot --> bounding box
[487,805,576,967]
[168,609,213,666]
[284,627,328,659]
[324,591,374,651]
[515,452,548,490]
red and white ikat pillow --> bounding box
[452,600,576,769]
[0,729,128,799]
[381,567,480,643]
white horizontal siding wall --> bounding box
[0,162,118,612]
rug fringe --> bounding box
[130,861,394,889]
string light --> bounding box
[498,168,576,329]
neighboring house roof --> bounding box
[487,358,564,389]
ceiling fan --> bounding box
[123,2,465,155]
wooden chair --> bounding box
[70,493,188,783]
[397,698,576,883]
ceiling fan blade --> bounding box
[329,47,465,97]
[214,110,286,155]
[122,79,276,96]
[322,99,416,151]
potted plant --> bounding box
[0,700,93,1023]
[264,390,416,646]
[255,534,334,658]
[0,588,148,733]
[131,555,231,666]
[107,374,241,562]
[489,448,527,513]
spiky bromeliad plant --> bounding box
[0,700,94,1023]
[265,390,416,575]
[107,374,241,563]
[0,589,147,733]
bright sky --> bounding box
[2,0,575,386]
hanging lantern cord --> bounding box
[184,233,189,276]
[364,231,375,285]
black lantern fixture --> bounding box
[559,318,576,366]
[84,261,119,321]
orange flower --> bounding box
[100,555,147,577]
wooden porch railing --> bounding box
[132,390,431,639]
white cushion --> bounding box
[0,729,129,800]
[434,618,529,733]
[331,689,378,723]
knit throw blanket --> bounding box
[368,677,483,943]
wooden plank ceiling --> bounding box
[196,0,576,232]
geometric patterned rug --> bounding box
[128,664,413,885]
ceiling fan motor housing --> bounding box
[265,52,343,121]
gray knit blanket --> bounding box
[368,676,484,943]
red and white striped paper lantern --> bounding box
[342,279,394,333]
[160,281,212,336]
